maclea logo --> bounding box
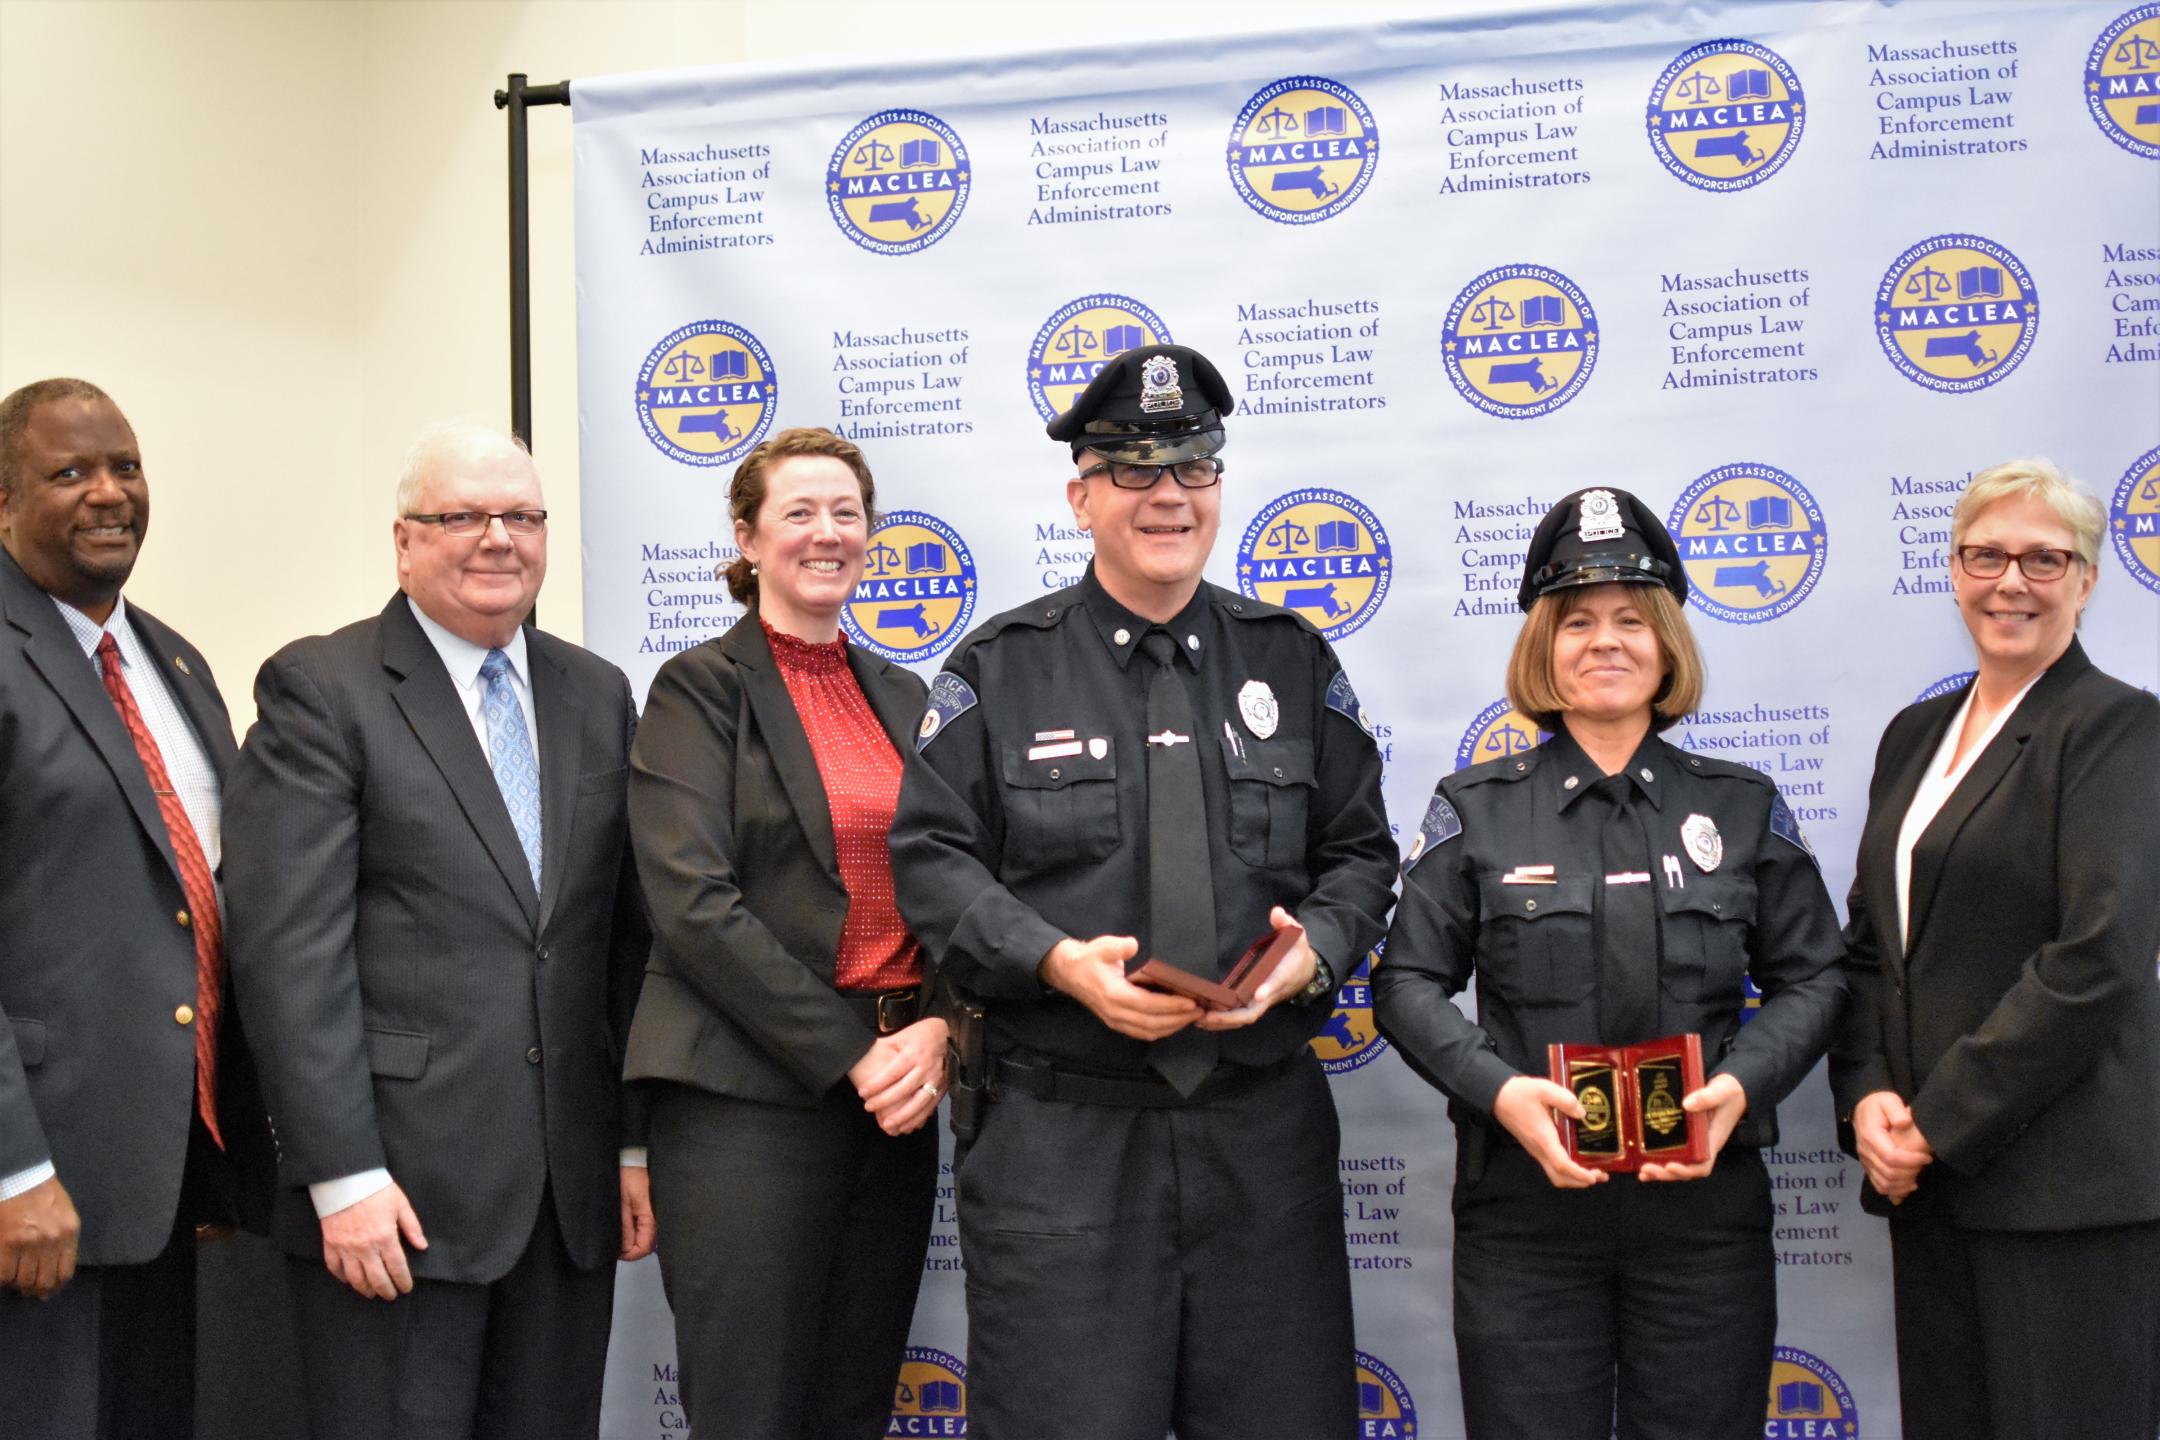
[840,510,977,664]
[1668,462,1829,624]
[1456,697,1548,772]
[1875,233,2040,394]
[827,109,970,255]
[1312,943,1389,1075]
[1765,1346,1858,1438]
[1226,76,1379,224]
[2108,442,2160,595]
[890,1346,967,1436]
[1354,1350,1418,1438]
[1026,294,1174,423]
[634,320,777,467]
[1646,38,1807,190]
[1916,670,1978,704]
[1235,488,1392,641]
[1441,263,1599,419]
[2086,5,2160,160]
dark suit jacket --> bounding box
[1831,639,2160,1229]
[625,610,931,1106]
[222,594,649,1283]
[0,548,273,1266]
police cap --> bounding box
[1045,344,1233,464]
[1518,487,1687,611]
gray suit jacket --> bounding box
[0,547,273,1265]
[223,594,649,1283]
[625,610,930,1106]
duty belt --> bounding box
[841,986,922,1035]
[989,1050,1305,1109]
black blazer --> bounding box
[0,548,273,1265]
[625,610,930,1107]
[223,594,650,1283]
[1831,639,2160,1229]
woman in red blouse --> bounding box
[625,427,946,1439]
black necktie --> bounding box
[1593,774,1661,1044]
[1141,629,1217,1094]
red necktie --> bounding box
[96,632,224,1148]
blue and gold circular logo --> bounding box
[1668,462,1828,625]
[1026,294,1174,423]
[1226,76,1379,224]
[840,510,977,664]
[827,110,971,255]
[1236,488,1392,640]
[2087,6,2160,159]
[1916,670,1978,704]
[1354,1350,1418,1437]
[1766,1347,1858,1438]
[1875,234,2040,393]
[635,320,778,467]
[2109,443,2160,595]
[1646,39,1806,190]
[890,1346,967,1436]
[1441,264,1599,420]
[1311,943,1389,1075]
[1456,697,1548,771]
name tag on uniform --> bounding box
[1604,871,1652,885]
[1027,740,1084,761]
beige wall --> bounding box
[0,0,1436,725]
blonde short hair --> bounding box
[395,420,538,517]
[1951,458,2104,569]
[1506,584,1705,734]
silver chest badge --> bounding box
[1238,680,1279,739]
[1681,813,1723,873]
[1138,354,1183,415]
[1578,488,1625,543]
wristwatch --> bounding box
[1297,952,1337,1006]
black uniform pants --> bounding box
[956,1053,1353,1440]
[1889,1212,2160,1440]
[647,1081,937,1440]
[1452,1145,1775,1440]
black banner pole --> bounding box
[493,74,571,450]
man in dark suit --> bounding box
[223,420,651,1440]
[0,377,274,1439]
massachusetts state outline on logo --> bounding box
[634,320,778,467]
[1353,1350,1419,1436]
[2109,443,2160,595]
[1236,488,1392,640]
[2086,5,2160,160]
[889,1345,968,1436]
[1916,670,1978,704]
[827,109,971,255]
[1442,263,1599,419]
[1646,38,1807,190]
[840,510,977,664]
[1311,944,1390,1075]
[1765,1347,1858,1438]
[1226,75,1379,224]
[1027,294,1174,422]
[1668,462,1828,624]
[1457,697,1548,771]
[1874,233,2040,394]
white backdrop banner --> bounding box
[572,2,2160,1434]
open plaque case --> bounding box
[1546,1033,1708,1172]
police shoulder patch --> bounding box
[1325,669,1376,736]
[917,671,978,751]
[1404,792,1463,874]
[1768,790,1817,864]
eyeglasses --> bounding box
[1076,458,1223,490]
[1955,545,2077,581]
[404,510,549,537]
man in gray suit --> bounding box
[0,377,274,1439]
[224,421,651,1440]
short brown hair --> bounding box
[1505,584,1705,734]
[0,378,112,491]
[722,427,877,605]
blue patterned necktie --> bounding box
[480,649,543,891]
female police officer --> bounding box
[1372,488,1845,1440]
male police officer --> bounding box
[892,345,1396,1438]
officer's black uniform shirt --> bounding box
[1371,725,1845,1149]
[892,565,1396,1077]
